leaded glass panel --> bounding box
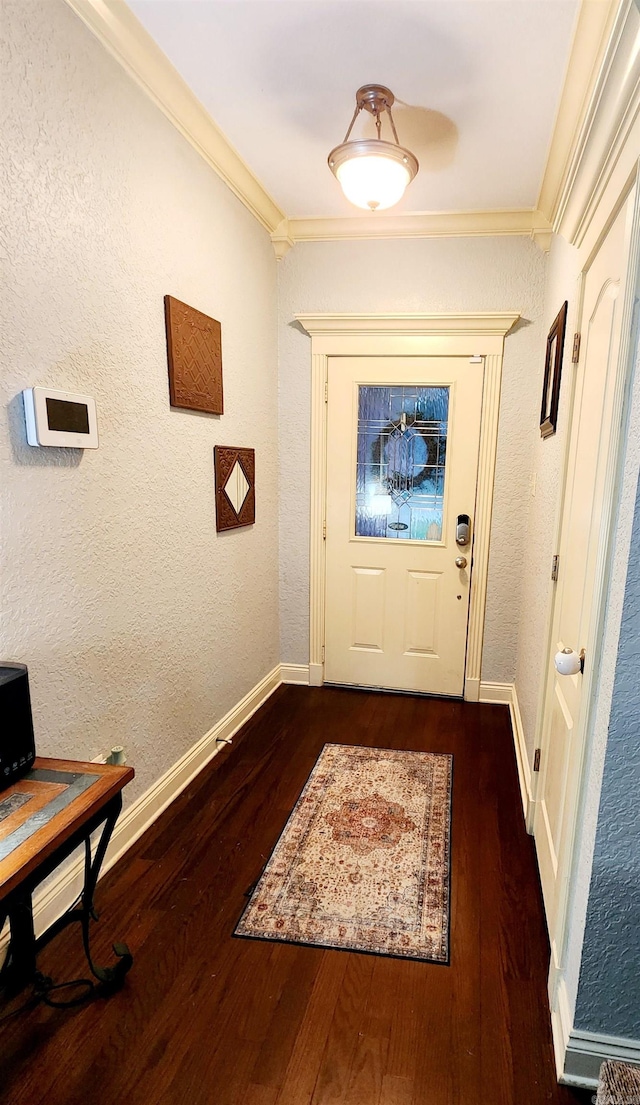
[355,385,449,541]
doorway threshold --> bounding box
[323,681,463,700]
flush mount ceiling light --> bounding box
[328,84,419,212]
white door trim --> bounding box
[296,314,520,698]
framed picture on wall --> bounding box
[164,295,223,414]
[214,446,255,531]
[540,301,568,439]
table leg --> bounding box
[1,794,133,1006]
[33,795,133,1000]
[1,892,37,996]
[76,795,133,990]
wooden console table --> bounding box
[0,757,134,1005]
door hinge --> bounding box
[321,645,325,662]
[551,554,559,582]
[533,748,541,773]
[322,519,326,540]
[572,332,581,363]
[324,379,328,403]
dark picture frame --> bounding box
[214,446,255,532]
[540,301,568,439]
[164,295,223,415]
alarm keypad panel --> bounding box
[22,387,99,449]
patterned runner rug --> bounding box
[235,743,452,963]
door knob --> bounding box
[455,556,467,569]
[554,647,585,675]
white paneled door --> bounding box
[324,357,483,695]
[534,189,637,948]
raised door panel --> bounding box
[350,567,386,652]
[403,571,440,656]
[543,681,574,866]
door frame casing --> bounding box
[296,314,520,699]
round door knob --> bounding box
[455,556,467,569]
[554,647,583,676]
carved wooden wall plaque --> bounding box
[214,447,255,532]
[164,295,223,414]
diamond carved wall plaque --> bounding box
[164,295,223,414]
[214,447,255,532]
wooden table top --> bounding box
[0,757,134,901]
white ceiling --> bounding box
[127,0,579,219]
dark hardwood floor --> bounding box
[1,686,594,1105]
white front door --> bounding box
[534,190,637,945]
[324,356,483,696]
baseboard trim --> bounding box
[549,958,640,1088]
[479,680,513,705]
[551,974,574,1080]
[280,663,311,685]
[308,662,324,687]
[479,681,534,831]
[1,664,283,949]
[562,1026,640,1087]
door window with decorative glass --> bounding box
[355,385,449,541]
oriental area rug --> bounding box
[235,743,452,963]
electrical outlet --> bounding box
[92,746,127,766]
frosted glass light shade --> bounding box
[336,156,411,211]
[329,138,419,212]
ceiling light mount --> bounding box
[328,84,419,211]
[356,84,395,119]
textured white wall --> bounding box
[0,0,279,804]
[277,236,547,683]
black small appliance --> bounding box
[0,662,36,791]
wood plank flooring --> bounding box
[0,687,593,1105]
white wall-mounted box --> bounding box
[22,387,99,449]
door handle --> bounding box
[455,556,467,569]
[554,647,585,675]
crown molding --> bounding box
[555,0,640,247]
[59,1,552,257]
[271,219,296,260]
[63,0,285,234]
[276,209,552,255]
[537,0,626,229]
[296,312,521,338]
[64,0,633,257]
